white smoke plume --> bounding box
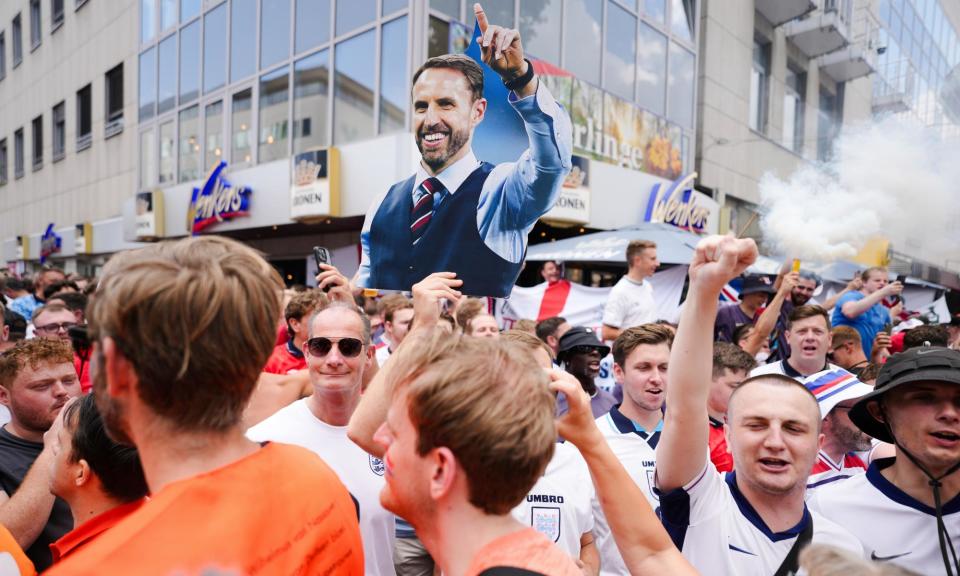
[758,116,960,264]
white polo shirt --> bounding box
[656,463,862,575]
[592,406,661,576]
[511,442,595,560]
[247,398,395,576]
[809,458,960,575]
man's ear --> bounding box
[103,337,135,399]
[612,362,625,384]
[0,383,10,409]
[472,97,487,125]
[867,400,886,425]
[428,447,458,502]
[76,459,93,488]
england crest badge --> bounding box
[369,455,385,476]
[531,506,561,543]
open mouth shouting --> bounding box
[757,457,791,473]
[930,430,960,448]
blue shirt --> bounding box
[8,294,39,321]
[831,291,890,357]
[357,81,573,287]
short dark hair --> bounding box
[712,341,757,379]
[903,325,950,349]
[787,305,831,331]
[411,54,484,102]
[732,323,755,346]
[612,324,673,368]
[4,309,26,341]
[43,280,80,300]
[48,291,89,315]
[535,316,567,343]
[626,240,657,265]
[62,394,148,503]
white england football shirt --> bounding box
[592,406,661,576]
[805,450,866,493]
[246,399,395,576]
[656,463,862,575]
[511,442,595,560]
[749,360,842,380]
[809,458,960,575]
[602,276,656,331]
[374,343,391,367]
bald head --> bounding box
[308,301,371,345]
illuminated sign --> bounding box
[643,172,716,233]
[187,161,251,234]
[40,223,62,263]
[290,147,340,221]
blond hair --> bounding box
[386,330,555,514]
[87,236,283,432]
[626,239,656,265]
[501,329,554,360]
[831,326,862,348]
[800,544,920,576]
[0,339,74,389]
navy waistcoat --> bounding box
[368,162,523,298]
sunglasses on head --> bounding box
[305,337,365,358]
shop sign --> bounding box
[643,173,717,233]
[543,156,590,225]
[75,223,93,254]
[136,190,166,241]
[290,148,340,221]
[187,161,251,235]
[15,236,28,260]
[40,224,62,263]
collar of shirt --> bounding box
[51,498,147,562]
[607,404,664,442]
[725,471,811,542]
[286,338,304,359]
[413,149,480,196]
[782,358,829,379]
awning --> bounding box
[526,223,701,265]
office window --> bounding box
[30,0,41,50]
[261,0,290,68]
[77,83,92,149]
[32,116,43,169]
[14,129,24,179]
[203,3,227,93]
[180,0,200,22]
[637,23,667,115]
[427,16,449,59]
[140,48,157,120]
[232,88,253,164]
[817,85,842,161]
[0,32,6,80]
[564,0,602,85]
[52,0,65,29]
[476,0,513,27]
[159,120,174,182]
[158,34,176,114]
[294,50,329,153]
[259,66,289,163]
[380,16,408,134]
[520,0,561,65]
[161,0,176,30]
[52,101,65,161]
[204,100,223,172]
[140,128,156,187]
[334,29,375,144]
[749,37,771,133]
[179,105,200,181]
[430,0,457,18]
[296,0,330,54]
[337,0,375,36]
[383,0,406,14]
[230,0,256,81]
[670,0,694,42]
[782,64,806,153]
[106,63,125,135]
[604,1,637,101]
[645,0,666,24]
[0,139,7,184]
[141,0,155,42]
[667,42,695,128]
[13,14,22,67]
[179,21,199,103]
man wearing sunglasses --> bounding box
[248,301,395,576]
[556,327,616,418]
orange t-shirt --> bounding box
[0,523,36,576]
[466,526,580,576]
[45,443,364,576]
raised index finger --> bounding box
[474,3,489,33]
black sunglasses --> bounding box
[305,337,365,358]
[569,345,604,356]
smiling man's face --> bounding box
[411,68,485,173]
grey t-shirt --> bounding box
[0,425,73,571]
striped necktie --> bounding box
[410,177,445,244]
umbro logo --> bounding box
[870,550,912,561]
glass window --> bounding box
[261,0,291,68]
[637,23,666,115]
[139,48,157,120]
[0,33,6,80]
[520,0,561,65]
[782,64,805,152]
[159,120,175,183]
[52,0,65,28]
[479,0,514,28]
[30,0,41,49]
[604,2,636,101]
[180,21,200,103]
[204,100,223,172]
[14,129,24,179]
[817,86,840,162]
[296,0,330,53]
[140,128,155,188]
[565,0,602,85]
[203,4,227,93]
[77,83,92,142]
[158,34,176,114]
[0,139,7,184]
[667,43,693,128]
[380,16,408,134]
[430,0,458,18]
[161,0,176,30]
[334,29,375,144]
[231,0,256,81]
[258,66,290,163]
[670,0,693,42]
[180,0,200,22]
[428,16,449,58]
[179,105,200,181]
[141,0,155,42]
[12,14,22,67]
[106,63,124,124]
[383,0,407,15]
[336,0,375,36]
[294,50,329,152]
[232,88,254,164]
[31,115,42,168]
[749,38,770,132]
[644,0,666,25]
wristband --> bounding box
[503,59,535,92]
